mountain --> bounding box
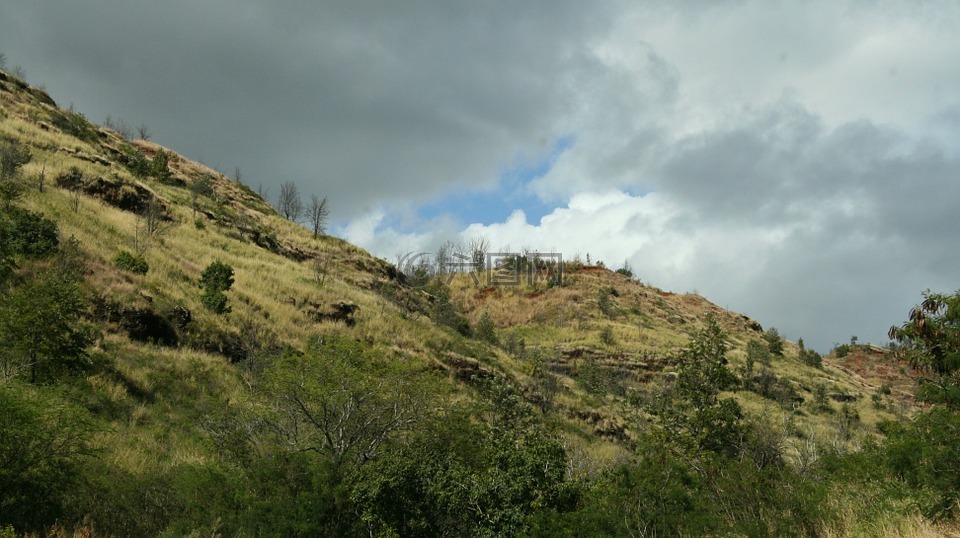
[0,67,944,537]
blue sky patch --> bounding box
[417,136,574,227]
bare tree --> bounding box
[134,195,175,256]
[268,339,437,468]
[115,118,133,141]
[307,194,329,238]
[11,65,26,80]
[311,256,331,287]
[0,52,6,70]
[36,162,46,192]
[435,241,455,275]
[137,122,152,141]
[233,166,242,184]
[68,188,81,213]
[277,181,303,222]
[468,236,491,272]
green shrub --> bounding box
[150,148,172,183]
[0,207,58,257]
[200,260,234,293]
[884,408,960,518]
[763,327,784,356]
[201,290,230,314]
[0,139,31,181]
[599,325,615,346]
[199,261,234,314]
[127,148,149,178]
[0,382,95,532]
[113,250,148,274]
[475,311,497,344]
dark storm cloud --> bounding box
[3,1,960,351]
[647,97,960,349]
[0,1,620,216]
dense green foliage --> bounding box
[2,206,958,537]
[199,260,234,313]
[890,290,960,408]
[0,139,30,205]
[113,249,149,274]
[763,326,785,356]
[882,290,960,518]
[0,382,96,530]
[150,148,172,183]
[0,206,59,257]
[475,310,498,344]
[0,218,90,383]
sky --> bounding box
[2,1,959,351]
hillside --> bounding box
[0,68,950,537]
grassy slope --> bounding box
[1,69,932,532]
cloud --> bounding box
[350,94,960,351]
[4,1,960,351]
[0,0,623,218]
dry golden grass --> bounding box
[1,71,939,536]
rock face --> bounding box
[56,169,165,215]
[304,300,360,326]
[93,298,179,346]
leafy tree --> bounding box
[0,207,59,258]
[0,256,90,383]
[277,181,303,222]
[881,290,960,518]
[475,311,497,344]
[653,318,743,457]
[189,175,214,218]
[424,278,471,335]
[747,338,772,367]
[307,194,329,239]
[884,407,960,518]
[0,382,96,531]
[797,337,822,368]
[0,139,31,180]
[353,382,571,537]
[150,148,172,183]
[128,148,149,179]
[0,139,30,207]
[266,337,439,469]
[199,261,234,314]
[889,290,960,407]
[763,327,784,356]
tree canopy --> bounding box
[889,290,960,408]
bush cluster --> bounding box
[113,250,148,274]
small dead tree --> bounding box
[137,122,152,141]
[468,236,491,272]
[307,194,329,239]
[312,256,331,287]
[36,162,46,192]
[134,195,175,256]
[68,188,81,213]
[435,240,456,276]
[277,181,303,222]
